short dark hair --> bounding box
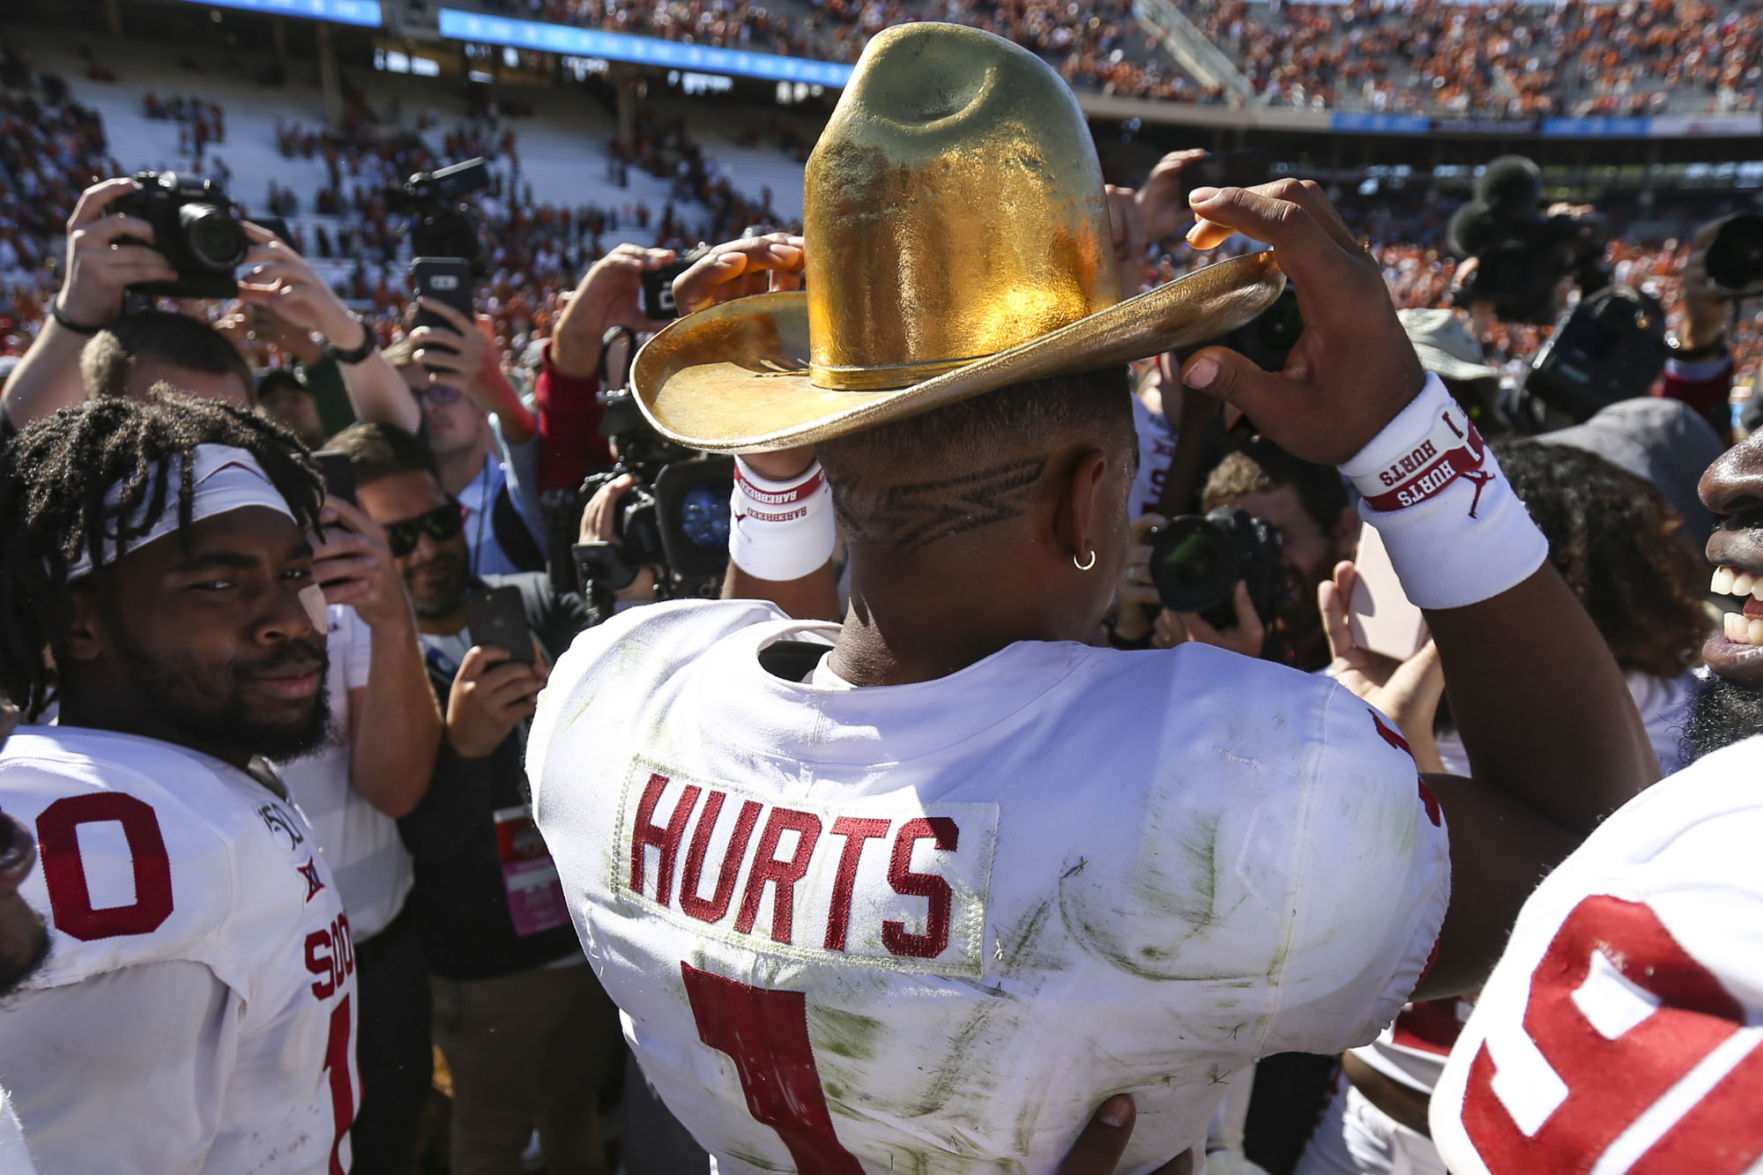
[257,369,309,403]
[1202,437,1350,534]
[323,422,439,487]
[80,310,255,403]
[0,393,322,718]
[816,366,1135,554]
[1493,439,1709,679]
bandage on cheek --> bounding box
[298,584,329,635]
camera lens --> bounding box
[179,204,248,270]
[1707,213,1763,296]
[1148,516,1236,614]
[678,483,731,550]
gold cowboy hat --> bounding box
[631,22,1285,453]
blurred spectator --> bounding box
[327,422,622,1175]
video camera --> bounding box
[1449,156,1610,326]
[113,171,249,299]
[1147,507,1284,632]
[386,158,491,276]
[573,389,734,599]
[1507,285,1668,433]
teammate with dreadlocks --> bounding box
[0,393,364,1175]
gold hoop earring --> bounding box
[1073,549,1097,572]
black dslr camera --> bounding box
[1148,507,1284,631]
[113,171,249,299]
[574,389,734,599]
[387,157,491,276]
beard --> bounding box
[113,630,334,763]
[406,549,469,620]
[1680,674,1763,765]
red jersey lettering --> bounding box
[734,807,822,944]
[883,817,958,960]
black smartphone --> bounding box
[640,259,690,321]
[410,256,474,357]
[464,586,534,664]
[312,449,356,506]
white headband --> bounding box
[66,444,297,580]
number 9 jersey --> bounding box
[0,727,358,1175]
[529,600,1450,1174]
[1432,734,1763,1175]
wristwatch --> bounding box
[322,319,378,365]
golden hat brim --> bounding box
[631,251,1287,454]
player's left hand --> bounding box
[1181,180,1425,465]
[239,221,365,354]
[673,232,805,316]
[312,496,411,629]
[1056,1095,1193,1174]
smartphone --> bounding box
[410,256,474,357]
[640,259,691,321]
[464,586,535,664]
[1348,523,1428,661]
[312,449,356,506]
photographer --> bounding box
[1,176,421,435]
[534,243,678,494]
[1141,438,1358,670]
[323,422,620,1175]
[387,304,551,577]
[1661,216,1741,443]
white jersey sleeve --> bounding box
[0,729,359,1175]
[0,961,234,1174]
[1258,687,1451,1055]
[1431,735,1763,1175]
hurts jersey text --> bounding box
[619,770,998,977]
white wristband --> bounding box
[1339,374,1548,610]
[729,456,837,581]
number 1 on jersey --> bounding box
[681,962,862,1172]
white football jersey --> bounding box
[0,727,358,1175]
[1431,734,1763,1175]
[529,601,1449,1174]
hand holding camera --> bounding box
[55,177,180,329]
[311,495,412,631]
[409,297,498,395]
[576,473,659,603]
[445,644,548,760]
[238,220,365,353]
[549,243,680,379]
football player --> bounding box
[528,23,1654,1174]
[1427,429,1763,1171]
[0,395,359,1173]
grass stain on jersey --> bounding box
[809,1005,885,1061]
[725,1147,789,1171]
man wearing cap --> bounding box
[528,23,1653,1173]
[0,395,359,1173]
[1397,308,1509,436]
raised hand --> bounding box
[1181,180,1426,465]
[58,178,179,327]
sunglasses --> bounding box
[383,501,465,557]
[414,382,464,406]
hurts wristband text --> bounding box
[1338,374,1548,610]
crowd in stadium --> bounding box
[1,5,1762,1175]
